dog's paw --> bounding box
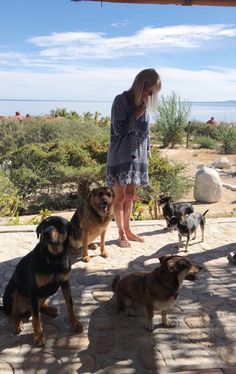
[126,307,135,316]
[101,249,109,258]
[163,319,176,328]
[82,255,91,262]
[14,320,24,334]
[145,321,154,331]
[71,319,83,333]
[34,333,46,346]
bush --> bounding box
[155,91,191,148]
[82,138,109,164]
[195,136,218,150]
[0,171,23,217]
[189,122,221,140]
[137,148,192,203]
[218,125,236,154]
[2,141,96,196]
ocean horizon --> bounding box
[0,99,235,123]
[189,101,236,123]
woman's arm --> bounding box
[111,94,135,137]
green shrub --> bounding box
[218,125,236,154]
[82,138,109,164]
[137,148,192,203]
[189,122,221,140]
[0,171,23,217]
[195,136,218,149]
[155,91,191,148]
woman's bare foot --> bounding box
[126,232,145,242]
[117,235,131,248]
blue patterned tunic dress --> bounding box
[106,91,150,187]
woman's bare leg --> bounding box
[112,183,131,247]
[124,184,144,243]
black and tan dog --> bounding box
[1,216,83,346]
[68,186,114,262]
[112,254,201,331]
[157,195,194,228]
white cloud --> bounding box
[26,24,236,60]
[111,20,128,28]
[0,24,235,117]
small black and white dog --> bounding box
[167,210,209,252]
[157,196,194,228]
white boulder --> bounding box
[211,157,231,169]
[194,166,223,203]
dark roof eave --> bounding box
[71,0,236,6]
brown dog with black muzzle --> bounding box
[68,186,114,262]
[1,216,83,346]
[111,254,202,331]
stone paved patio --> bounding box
[0,218,236,374]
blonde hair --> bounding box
[129,68,161,112]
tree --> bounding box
[50,107,70,118]
[155,92,191,148]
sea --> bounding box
[0,100,235,123]
[189,101,236,123]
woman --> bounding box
[107,68,161,247]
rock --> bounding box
[211,157,231,169]
[194,166,223,203]
[223,183,236,191]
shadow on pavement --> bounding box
[0,238,236,372]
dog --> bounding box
[167,210,209,252]
[1,216,83,346]
[68,186,114,262]
[111,254,202,331]
[157,196,194,228]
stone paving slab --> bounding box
[0,218,236,373]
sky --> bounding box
[0,0,236,117]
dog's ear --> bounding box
[159,254,173,264]
[36,220,45,238]
[36,216,54,238]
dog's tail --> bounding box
[203,209,209,217]
[111,274,120,292]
